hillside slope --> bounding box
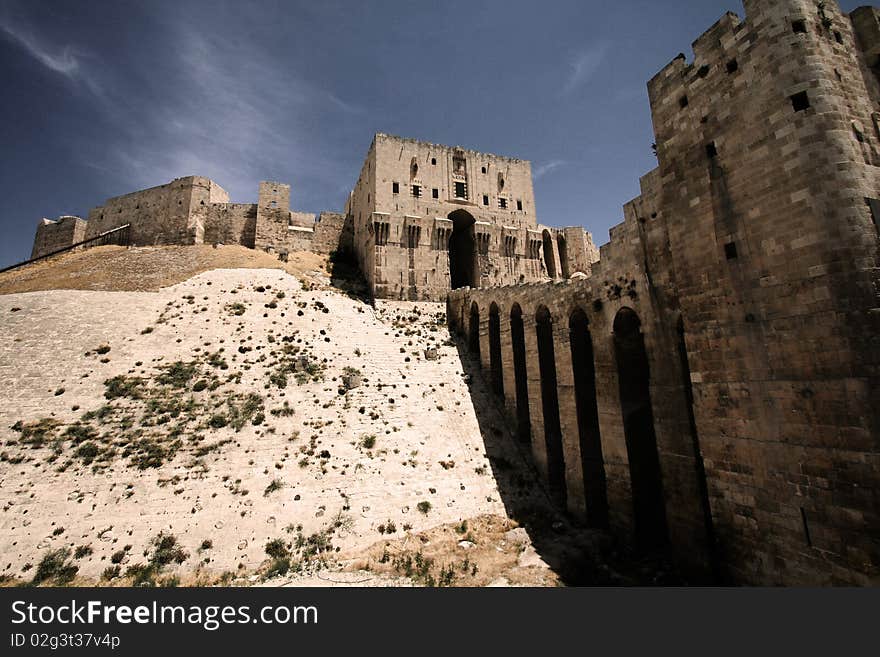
[0,265,578,586]
[0,244,330,295]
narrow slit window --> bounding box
[853,124,865,143]
[800,508,812,547]
[392,182,399,194]
[865,198,880,233]
[483,195,489,206]
[517,200,523,211]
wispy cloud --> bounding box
[0,16,100,95]
[562,42,610,95]
[534,160,566,180]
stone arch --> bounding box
[489,302,504,397]
[468,302,480,360]
[676,315,718,575]
[510,303,531,444]
[613,307,668,552]
[569,307,609,528]
[542,229,557,279]
[557,234,570,279]
[536,305,566,507]
[449,209,477,289]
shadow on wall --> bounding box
[327,249,372,304]
[451,335,685,586]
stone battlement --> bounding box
[449,0,880,585]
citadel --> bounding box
[18,0,880,585]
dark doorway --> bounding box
[489,303,504,397]
[569,308,609,529]
[536,306,566,507]
[613,308,669,552]
[510,304,531,444]
[468,302,481,360]
[557,234,570,279]
[542,230,557,279]
[449,210,477,289]
[677,317,718,578]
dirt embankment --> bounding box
[0,245,330,295]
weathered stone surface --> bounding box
[447,0,880,587]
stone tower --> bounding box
[646,0,880,583]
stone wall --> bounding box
[314,212,353,255]
[449,0,880,586]
[30,177,348,261]
[84,176,229,247]
[204,204,257,247]
[31,216,87,259]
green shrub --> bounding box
[104,375,143,400]
[101,565,121,580]
[74,545,93,559]
[11,418,60,448]
[155,361,198,388]
[226,302,246,316]
[31,549,78,585]
[265,539,290,560]
[264,478,285,496]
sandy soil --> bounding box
[0,263,580,587]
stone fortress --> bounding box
[31,137,597,302]
[21,0,880,585]
[31,176,352,267]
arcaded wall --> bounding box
[449,0,880,586]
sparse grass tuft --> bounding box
[264,478,286,497]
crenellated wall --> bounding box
[28,177,350,261]
[448,0,880,586]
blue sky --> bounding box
[0,0,863,267]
